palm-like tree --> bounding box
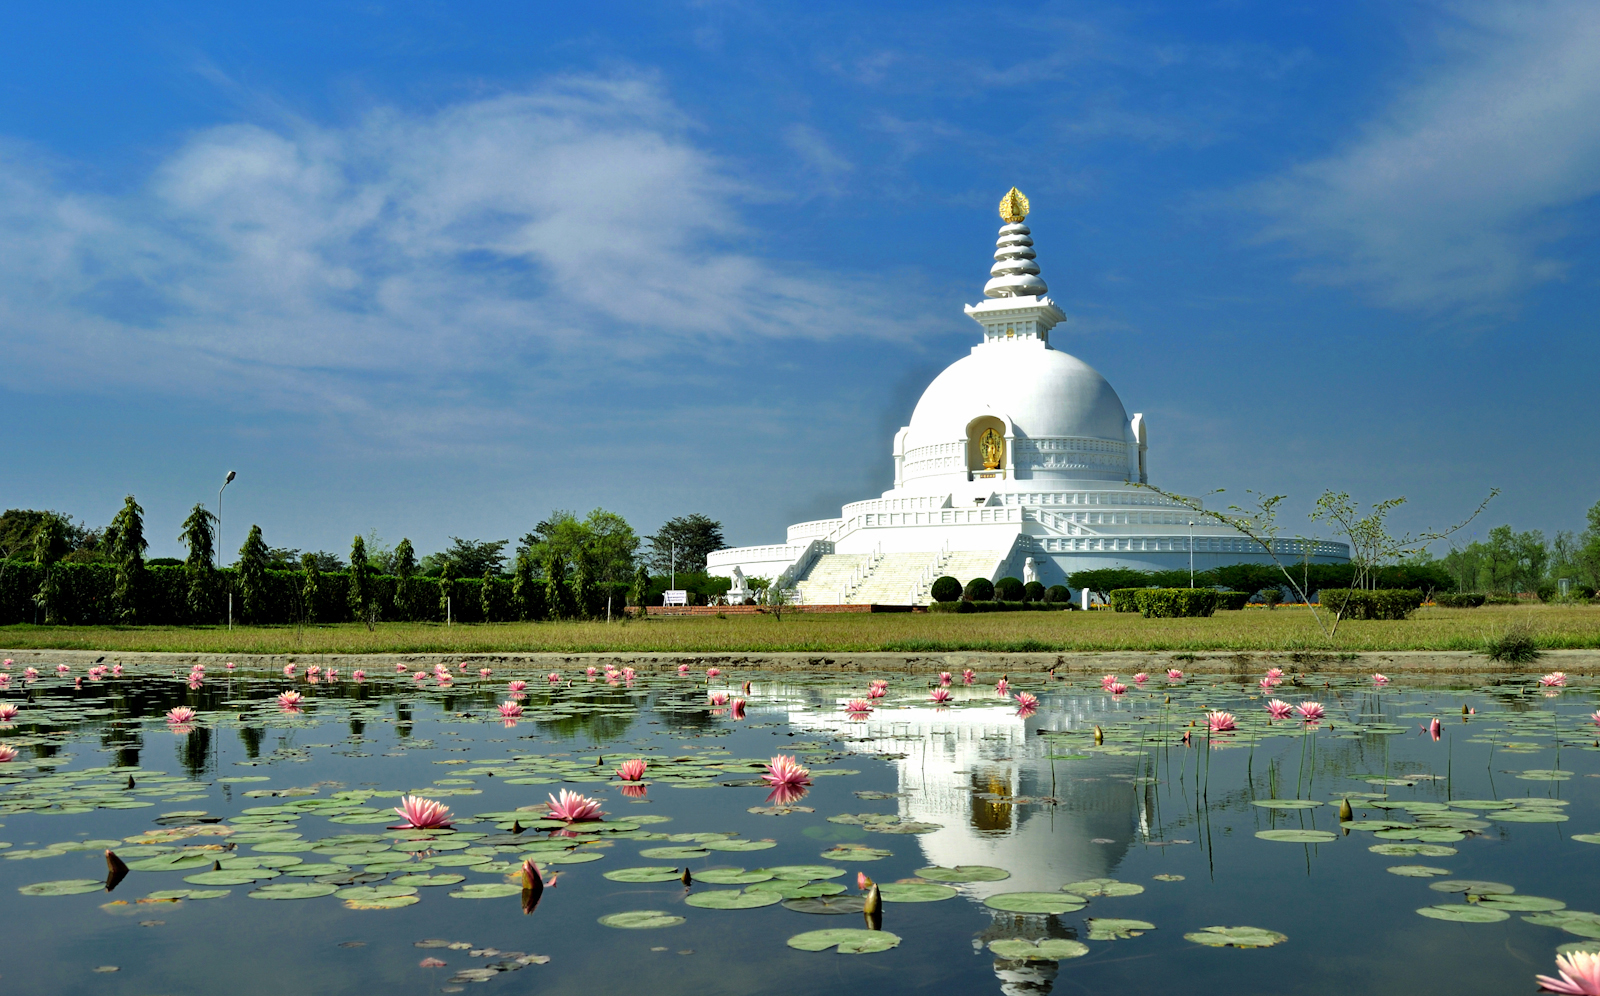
[108,495,147,622]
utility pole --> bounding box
[1188,521,1195,588]
[219,471,236,628]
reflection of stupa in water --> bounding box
[784,686,1147,898]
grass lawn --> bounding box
[2,604,1597,654]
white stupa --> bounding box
[709,189,1347,603]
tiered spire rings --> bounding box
[983,187,1048,299]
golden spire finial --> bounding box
[998,187,1030,224]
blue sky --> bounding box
[3,0,1598,561]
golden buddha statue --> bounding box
[980,428,1003,470]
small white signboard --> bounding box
[662,590,689,606]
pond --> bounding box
[1,659,1597,995]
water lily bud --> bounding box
[863,883,882,915]
[1338,799,1353,822]
[681,868,693,887]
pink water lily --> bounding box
[166,706,197,724]
[547,789,604,823]
[1372,673,1390,686]
[112,664,124,677]
[412,671,427,681]
[1265,699,1293,720]
[930,687,953,704]
[392,795,453,829]
[762,754,812,788]
[352,670,366,681]
[615,758,648,781]
[706,668,722,678]
[1258,677,1279,692]
[765,782,809,806]
[1108,682,1128,696]
[74,676,84,689]
[962,669,975,684]
[1540,672,1568,687]
[709,691,729,706]
[996,678,1010,695]
[56,663,70,674]
[620,782,649,798]
[1015,692,1039,710]
[1295,701,1325,722]
[498,700,524,718]
[938,672,952,686]
[1167,669,1184,681]
[730,698,747,720]
[867,684,886,699]
[857,871,873,891]
[622,667,636,681]
[1265,667,1284,681]
[277,690,304,710]
[0,744,17,763]
[1133,673,1149,684]
[845,699,873,715]
[24,667,39,680]
[223,662,235,671]
[325,668,339,680]
[1421,717,1442,741]
[677,663,690,675]
[0,674,9,688]
[282,664,295,677]
[508,680,528,692]
[1536,950,1600,995]
[1206,710,1237,733]
[395,662,408,673]
[1101,674,1118,689]
[0,704,18,722]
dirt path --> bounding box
[6,647,1597,676]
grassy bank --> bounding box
[3,604,1598,654]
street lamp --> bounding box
[219,471,236,627]
[1188,521,1196,588]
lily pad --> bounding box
[1571,834,1600,845]
[392,874,465,886]
[1251,800,1322,809]
[684,889,783,909]
[1480,895,1567,912]
[984,892,1088,915]
[1369,843,1457,857]
[344,894,420,909]
[603,867,685,883]
[1428,880,1515,896]
[761,865,847,880]
[1386,865,1451,878]
[1417,904,1509,922]
[183,869,275,886]
[700,839,776,852]
[820,846,893,862]
[915,865,1010,883]
[1255,830,1336,843]
[448,883,522,899]
[878,883,958,903]
[125,853,216,871]
[1063,878,1144,897]
[863,821,942,835]
[695,868,774,885]
[782,895,867,914]
[1526,912,1600,939]
[598,910,685,929]
[1184,925,1288,948]
[335,885,418,900]
[987,938,1089,961]
[786,928,901,954]
[1086,918,1155,940]
[248,882,338,899]
[638,846,711,860]
[19,879,104,896]
[543,851,604,865]
[747,881,846,899]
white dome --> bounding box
[899,337,1134,487]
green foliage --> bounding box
[1108,589,1145,612]
[573,552,598,620]
[179,504,217,569]
[1316,589,1425,621]
[930,576,962,602]
[299,553,322,623]
[1023,580,1045,602]
[1441,525,1550,594]
[1216,591,1251,610]
[643,513,725,575]
[1434,592,1486,608]
[1258,586,1283,608]
[928,599,974,614]
[963,577,994,601]
[1484,625,1541,663]
[1069,568,1152,595]
[1135,589,1219,618]
[348,535,372,620]
[544,553,573,620]
[994,577,1024,601]
[511,552,540,621]
[423,537,508,577]
[31,513,70,566]
[393,538,417,578]
[631,563,650,612]
[1046,584,1070,603]
[108,495,147,623]
[480,570,510,621]
[237,525,270,623]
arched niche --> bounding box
[966,415,1008,479]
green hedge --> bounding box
[1109,588,1146,612]
[928,600,974,614]
[1046,584,1070,603]
[1316,589,1425,621]
[1135,589,1218,618]
[994,577,1025,601]
[1433,592,1487,608]
[929,600,1067,614]
[963,578,995,601]
[1215,591,1251,610]
[930,576,963,602]
[0,560,634,625]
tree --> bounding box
[300,552,322,623]
[348,534,373,621]
[437,559,457,622]
[573,551,597,620]
[1067,568,1150,596]
[30,513,69,566]
[1577,500,1600,588]
[643,514,725,575]
[108,495,148,623]
[512,550,540,620]
[238,525,270,622]
[179,503,219,622]
[544,551,574,621]
[422,537,508,577]
[393,539,417,578]
[631,563,651,617]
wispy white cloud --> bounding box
[1249,0,1600,311]
[0,75,933,449]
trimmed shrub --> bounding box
[1434,592,1487,608]
[1023,580,1045,602]
[1135,589,1218,618]
[930,576,963,602]
[964,577,995,601]
[1046,584,1070,603]
[1109,588,1145,613]
[1535,583,1558,603]
[1257,586,1283,609]
[1215,591,1251,610]
[1485,625,1541,663]
[929,599,975,614]
[994,576,1024,601]
[1316,589,1425,621]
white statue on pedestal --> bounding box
[1023,557,1039,585]
[727,566,751,604]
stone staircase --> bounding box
[791,550,1006,605]
[791,554,875,605]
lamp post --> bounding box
[1188,521,1195,588]
[219,471,236,628]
